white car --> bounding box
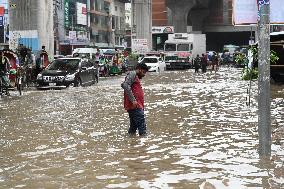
[139,56,166,72]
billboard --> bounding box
[76,2,87,26]
[233,0,284,25]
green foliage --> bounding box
[242,68,258,80]
[239,46,279,80]
[270,50,279,64]
[249,46,279,64]
[128,53,139,61]
[234,53,248,66]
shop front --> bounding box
[152,26,174,51]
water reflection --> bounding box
[0,68,283,188]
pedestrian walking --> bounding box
[0,50,12,95]
[201,54,207,73]
[121,63,149,136]
[211,52,219,72]
[95,48,101,64]
[194,54,201,73]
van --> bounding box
[72,48,98,60]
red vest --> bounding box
[124,76,144,110]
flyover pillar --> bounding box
[166,0,196,33]
[189,9,209,32]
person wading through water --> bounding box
[121,63,149,136]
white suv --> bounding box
[139,56,166,72]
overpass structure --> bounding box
[163,0,257,51]
[166,0,210,33]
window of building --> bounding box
[112,15,115,30]
[120,17,125,30]
[94,0,100,11]
[104,1,110,14]
[115,6,118,11]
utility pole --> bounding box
[257,0,271,157]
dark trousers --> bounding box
[128,108,147,136]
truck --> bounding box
[164,33,206,70]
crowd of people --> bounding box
[193,52,220,74]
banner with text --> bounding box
[233,0,284,24]
[132,39,148,54]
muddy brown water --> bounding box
[0,68,283,189]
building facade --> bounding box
[57,0,89,55]
[152,0,167,26]
[88,0,129,48]
[89,0,112,47]
[111,0,128,47]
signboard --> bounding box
[69,31,76,40]
[233,0,284,24]
[152,26,174,34]
[132,39,148,54]
[64,0,69,27]
[76,2,87,26]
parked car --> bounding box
[139,56,166,72]
[36,58,98,89]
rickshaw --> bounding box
[98,55,110,77]
[108,52,122,76]
[2,49,18,85]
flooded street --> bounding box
[0,67,283,189]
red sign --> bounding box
[82,7,87,15]
[177,52,191,57]
[0,7,5,16]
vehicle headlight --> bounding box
[37,73,43,80]
[65,74,75,81]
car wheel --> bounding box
[74,77,82,87]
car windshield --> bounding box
[165,44,176,51]
[141,58,158,63]
[177,44,190,51]
[48,59,80,71]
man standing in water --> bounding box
[121,63,149,136]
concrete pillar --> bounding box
[9,0,54,56]
[166,0,196,33]
[132,0,152,51]
[37,0,54,56]
[189,9,209,32]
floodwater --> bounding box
[0,68,283,189]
